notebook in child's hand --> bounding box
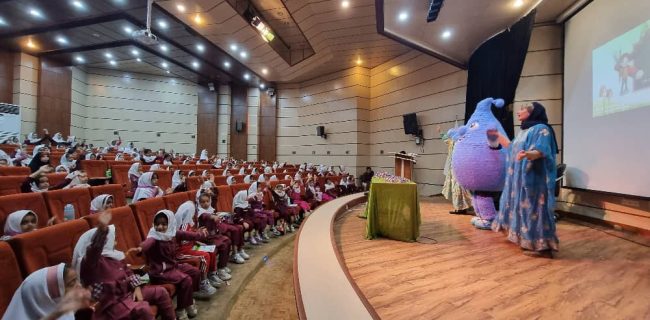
[193,244,216,252]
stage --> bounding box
[333,197,650,319]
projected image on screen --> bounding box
[593,20,650,117]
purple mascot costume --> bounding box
[451,97,507,229]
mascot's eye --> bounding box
[469,122,480,129]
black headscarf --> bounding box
[521,102,559,154]
[28,152,50,173]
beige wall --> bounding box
[70,66,87,139]
[217,84,231,158]
[12,53,39,137]
[247,87,260,161]
[72,68,198,154]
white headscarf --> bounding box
[147,210,177,241]
[3,263,74,320]
[52,132,65,143]
[3,210,36,236]
[172,170,182,189]
[133,172,163,201]
[0,149,12,166]
[248,182,259,197]
[325,180,336,191]
[215,158,222,167]
[33,144,46,156]
[149,164,160,171]
[270,175,278,181]
[128,162,142,178]
[222,168,228,176]
[284,175,292,180]
[257,174,266,183]
[90,194,113,213]
[226,176,235,185]
[27,132,40,144]
[55,165,70,173]
[238,167,245,175]
[72,225,124,275]
[200,149,208,161]
[115,153,124,161]
[294,172,302,180]
[264,166,272,174]
[142,155,156,163]
[175,201,195,229]
[232,190,250,210]
[64,171,90,189]
[251,168,258,175]
[201,170,208,177]
[243,175,252,183]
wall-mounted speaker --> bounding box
[235,121,245,132]
[403,113,419,135]
[316,125,326,139]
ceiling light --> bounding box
[441,29,452,39]
[136,58,142,62]
[224,61,230,68]
[259,83,266,89]
[28,8,43,18]
[513,0,524,8]
[0,17,7,26]
[398,11,409,22]
[75,56,84,63]
[71,1,84,9]
[196,44,205,52]
[166,70,170,74]
[26,39,37,49]
[104,52,113,58]
[239,51,247,58]
[251,16,275,42]
[261,68,268,75]
[243,73,250,80]
[124,26,133,34]
[131,49,139,56]
[160,44,168,52]
[193,14,202,24]
[192,61,199,68]
[56,36,68,44]
[176,3,186,12]
[109,60,117,66]
[230,44,238,51]
[356,58,362,65]
[341,1,350,8]
[161,62,168,68]
[158,20,168,29]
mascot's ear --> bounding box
[493,98,505,108]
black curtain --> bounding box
[465,10,536,139]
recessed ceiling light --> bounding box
[158,20,168,29]
[131,49,139,56]
[243,73,250,80]
[28,8,43,18]
[341,1,350,8]
[124,26,133,34]
[109,60,117,66]
[166,70,170,74]
[224,61,231,68]
[71,1,84,9]
[196,44,205,52]
[0,17,7,26]
[261,68,268,75]
[230,44,238,51]
[104,52,113,59]
[398,11,409,22]
[193,14,202,24]
[176,3,186,12]
[160,44,168,52]
[26,39,37,49]
[161,62,169,68]
[136,58,142,62]
[259,83,266,89]
[513,0,524,8]
[356,58,362,65]
[56,36,68,44]
[441,29,452,39]
[239,51,247,58]
[192,61,199,68]
[75,56,84,63]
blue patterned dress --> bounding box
[492,124,559,251]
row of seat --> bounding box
[0,178,317,315]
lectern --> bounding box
[392,153,417,180]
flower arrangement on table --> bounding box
[374,171,412,184]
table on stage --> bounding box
[360,176,421,242]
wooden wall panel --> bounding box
[258,92,277,161]
[196,86,218,155]
[37,58,71,136]
[230,85,247,160]
[0,50,13,103]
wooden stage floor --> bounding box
[334,197,650,320]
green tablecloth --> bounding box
[361,176,421,242]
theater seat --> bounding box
[46,172,68,187]
[154,170,172,192]
[130,198,167,238]
[213,176,227,186]
[0,242,23,316]
[229,183,251,197]
[0,176,25,196]
[0,193,50,235]
[178,164,196,172]
[163,192,191,212]
[84,206,145,266]
[0,166,30,176]
[186,176,203,191]
[0,144,18,155]
[9,219,89,277]
[110,165,132,196]
[90,184,127,207]
[196,164,213,171]
[80,160,108,178]
[216,185,234,212]
[43,188,92,221]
